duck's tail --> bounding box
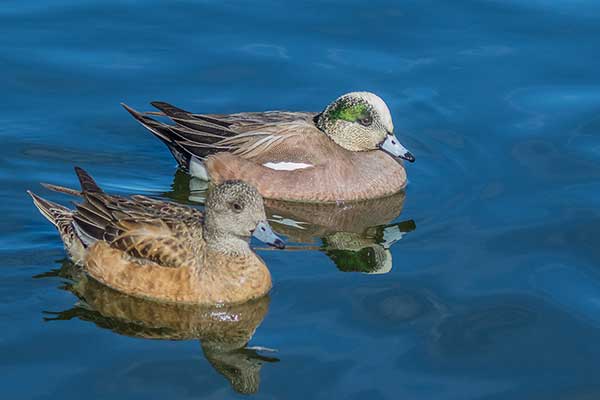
[38,166,101,197]
[27,190,73,230]
[28,189,86,263]
[121,102,234,173]
[27,166,104,263]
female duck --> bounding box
[28,167,284,304]
[123,92,415,203]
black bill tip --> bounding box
[270,238,286,249]
[401,152,415,163]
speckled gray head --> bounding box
[317,92,415,162]
[205,180,284,249]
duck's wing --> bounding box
[76,196,203,268]
[75,195,203,269]
[149,101,316,130]
[122,102,320,168]
[215,121,326,162]
[105,217,202,269]
[198,110,318,130]
[69,168,204,269]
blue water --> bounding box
[3,0,600,398]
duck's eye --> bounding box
[358,116,372,126]
[231,202,243,212]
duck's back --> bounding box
[201,111,318,133]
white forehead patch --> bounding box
[344,91,394,132]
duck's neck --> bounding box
[202,223,253,257]
[314,111,331,134]
[315,110,359,152]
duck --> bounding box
[28,167,284,304]
[122,91,415,203]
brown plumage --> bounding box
[47,260,276,394]
[29,167,283,304]
[122,92,412,203]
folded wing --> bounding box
[66,168,204,268]
[122,101,320,168]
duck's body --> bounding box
[205,127,407,202]
[29,168,282,305]
[84,242,270,304]
[123,92,414,203]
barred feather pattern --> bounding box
[72,192,205,269]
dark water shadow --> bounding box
[34,260,278,395]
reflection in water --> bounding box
[165,171,417,274]
[36,260,278,395]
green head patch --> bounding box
[328,101,370,122]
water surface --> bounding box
[2,1,600,399]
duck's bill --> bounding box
[253,221,285,249]
[380,134,415,163]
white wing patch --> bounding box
[263,162,313,171]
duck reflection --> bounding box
[165,171,417,274]
[38,260,277,395]
[265,197,416,274]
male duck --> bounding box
[122,92,415,203]
[28,167,284,304]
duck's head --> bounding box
[316,92,415,162]
[205,181,285,251]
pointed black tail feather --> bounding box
[122,102,238,169]
[29,169,111,250]
[146,102,234,142]
[150,101,234,130]
[150,101,193,119]
[122,102,195,169]
[123,101,228,143]
[74,167,103,193]
[121,102,175,143]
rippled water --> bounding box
[3,1,600,398]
